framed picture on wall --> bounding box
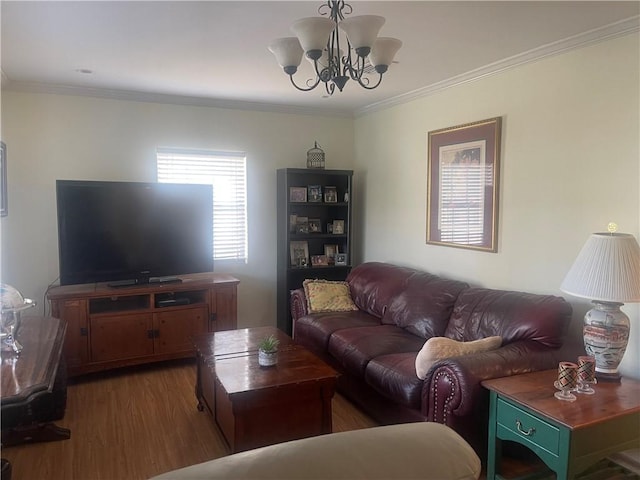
[426,117,501,252]
[0,142,7,217]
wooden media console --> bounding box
[48,272,238,376]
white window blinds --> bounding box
[157,148,247,262]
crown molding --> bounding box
[2,81,354,118]
[355,15,640,117]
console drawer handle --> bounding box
[516,419,535,436]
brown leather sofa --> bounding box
[291,262,573,458]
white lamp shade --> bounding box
[291,17,335,53]
[338,15,385,49]
[268,37,304,68]
[561,233,640,303]
[369,37,402,67]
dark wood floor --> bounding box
[1,359,378,480]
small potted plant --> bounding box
[257,334,280,367]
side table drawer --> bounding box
[497,397,560,455]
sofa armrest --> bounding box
[290,288,308,324]
[424,340,564,422]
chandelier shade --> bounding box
[370,37,403,72]
[290,17,336,57]
[269,1,402,95]
[338,15,385,54]
[268,38,304,73]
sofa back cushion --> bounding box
[445,288,572,348]
[382,272,469,339]
[346,262,416,318]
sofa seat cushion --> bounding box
[328,325,425,378]
[365,352,423,410]
[294,311,381,353]
[382,272,468,339]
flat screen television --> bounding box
[56,180,213,286]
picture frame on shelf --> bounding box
[290,240,309,267]
[311,255,329,266]
[308,218,322,233]
[427,117,501,252]
[335,253,347,266]
[295,216,309,234]
[308,185,323,202]
[324,186,337,203]
[324,244,338,262]
[327,222,333,234]
[289,214,298,233]
[332,220,345,235]
[289,186,307,203]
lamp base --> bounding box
[583,301,629,381]
[595,370,622,383]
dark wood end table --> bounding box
[193,326,338,453]
[483,369,640,479]
[1,315,70,446]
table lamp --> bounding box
[560,224,640,381]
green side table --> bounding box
[483,369,640,479]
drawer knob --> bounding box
[516,419,535,436]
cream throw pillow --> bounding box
[303,279,358,314]
[415,336,502,379]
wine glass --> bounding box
[554,362,578,402]
[576,355,597,394]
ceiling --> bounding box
[1,1,639,117]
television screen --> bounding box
[56,180,213,286]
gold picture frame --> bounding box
[426,117,501,252]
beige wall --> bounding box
[353,33,640,378]
[1,32,638,379]
[0,93,354,329]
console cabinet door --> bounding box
[53,299,90,369]
[213,285,237,332]
[154,306,208,354]
[91,313,154,362]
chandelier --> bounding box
[269,1,402,96]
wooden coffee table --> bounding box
[193,326,338,453]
